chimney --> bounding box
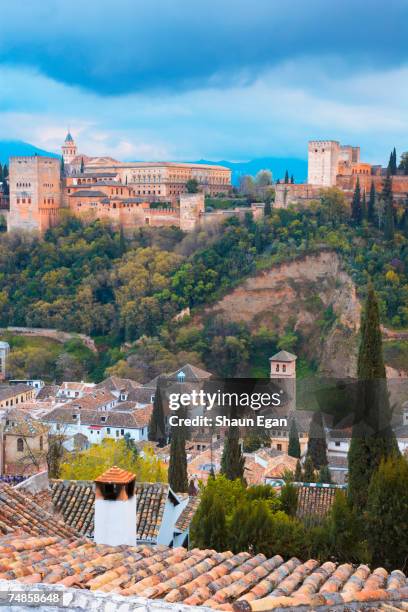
[94,466,136,546]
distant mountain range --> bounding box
[0,140,60,165]
[0,140,307,183]
[193,157,307,184]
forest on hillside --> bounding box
[0,186,407,382]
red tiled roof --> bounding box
[95,466,135,485]
[50,480,173,541]
[0,534,406,609]
[0,484,79,539]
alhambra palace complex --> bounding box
[5,134,408,232]
[275,140,408,208]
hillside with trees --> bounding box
[0,184,407,381]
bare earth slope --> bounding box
[205,251,361,377]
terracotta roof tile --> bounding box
[175,495,200,532]
[0,484,79,539]
[0,491,407,610]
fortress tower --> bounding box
[308,140,340,187]
[8,156,62,232]
[179,192,205,231]
[61,131,78,165]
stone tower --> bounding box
[269,350,297,412]
[8,156,62,232]
[61,131,78,165]
[308,140,340,186]
[179,192,205,231]
[0,341,10,380]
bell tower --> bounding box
[61,131,77,165]
[269,350,297,412]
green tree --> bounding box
[60,439,167,481]
[318,465,332,484]
[351,178,362,224]
[280,482,298,517]
[348,286,399,511]
[148,376,167,445]
[382,172,395,241]
[361,190,367,220]
[80,157,85,173]
[367,181,376,223]
[221,420,245,481]
[284,170,289,184]
[328,491,368,563]
[294,459,302,482]
[306,411,328,469]
[366,456,408,569]
[288,418,301,458]
[60,156,65,176]
[388,147,397,175]
[303,456,316,482]
[264,200,272,216]
[190,483,229,551]
[168,413,188,492]
[398,151,408,175]
[186,178,199,193]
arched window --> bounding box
[17,438,24,452]
[39,436,43,451]
[177,371,186,383]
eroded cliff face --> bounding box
[205,251,361,377]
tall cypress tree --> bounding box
[388,148,397,175]
[284,170,289,184]
[361,190,367,220]
[348,286,399,511]
[221,421,245,481]
[351,178,362,223]
[288,418,301,458]
[306,411,328,469]
[0,163,3,183]
[60,157,65,176]
[3,164,8,179]
[168,410,188,492]
[382,172,395,241]
[148,376,166,445]
[303,456,316,482]
[367,181,376,223]
[80,157,85,173]
[294,459,302,482]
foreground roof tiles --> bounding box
[0,484,79,539]
[0,534,406,610]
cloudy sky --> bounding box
[0,0,407,163]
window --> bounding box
[116,430,119,437]
[277,443,282,451]
[17,438,24,452]
[120,429,124,436]
[107,427,111,434]
[282,364,286,373]
[276,364,280,372]
[335,441,340,447]
[177,371,186,383]
[40,436,43,451]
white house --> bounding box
[42,406,151,450]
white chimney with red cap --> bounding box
[94,465,137,546]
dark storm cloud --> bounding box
[1,0,407,96]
